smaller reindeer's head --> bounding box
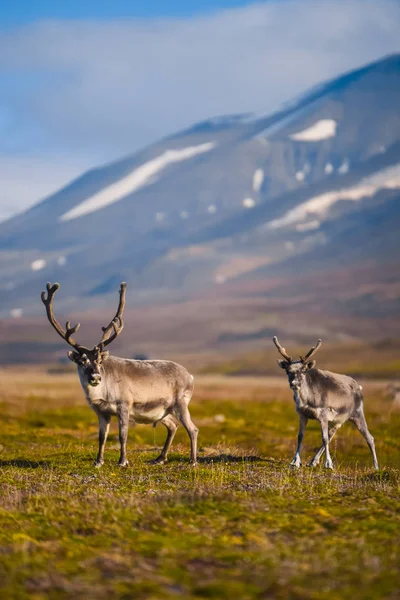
[41,282,126,387]
[272,336,322,390]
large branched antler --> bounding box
[272,336,292,362]
[300,339,322,362]
[97,282,127,350]
[41,282,90,352]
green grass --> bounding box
[0,372,399,599]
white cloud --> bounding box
[0,0,399,219]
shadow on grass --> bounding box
[360,468,397,483]
[198,454,267,464]
[0,459,51,469]
[74,451,278,467]
[162,454,270,464]
[135,449,278,465]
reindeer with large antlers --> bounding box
[273,336,378,470]
[41,282,198,467]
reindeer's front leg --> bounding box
[95,412,111,467]
[320,418,334,469]
[290,413,308,468]
[117,404,130,467]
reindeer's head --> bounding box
[272,336,322,391]
[41,282,126,387]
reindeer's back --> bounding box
[104,356,193,399]
[307,368,361,407]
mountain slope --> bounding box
[0,54,399,317]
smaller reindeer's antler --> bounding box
[97,282,127,351]
[41,282,89,353]
[300,339,322,362]
[272,336,292,362]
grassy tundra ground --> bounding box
[0,371,399,599]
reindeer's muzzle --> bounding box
[89,373,101,387]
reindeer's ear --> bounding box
[305,360,316,370]
[101,351,110,360]
[277,359,289,369]
[67,351,80,363]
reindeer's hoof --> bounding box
[308,460,319,468]
[324,461,334,470]
[118,460,129,467]
[190,460,198,467]
[290,458,301,468]
[94,460,104,468]
[150,456,167,465]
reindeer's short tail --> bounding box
[353,385,364,413]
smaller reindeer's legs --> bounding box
[117,406,130,467]
[309,421,343,467]
[351,411,379,470]
[95,413,111,467]
[290,414,308,468]
[151,415,178,465]
[175,399,198,466]
[320,420,334,469]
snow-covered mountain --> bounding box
[1,53,400,317]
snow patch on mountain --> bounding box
[268,163,400,230]
[243,198,256,208]
[31,259,46,271]
[296,220,320,232]
[338,159,350,174]
[252,169,264,192]
[290,119,337,142]
[60,142,216,222]
[255,97,324,140]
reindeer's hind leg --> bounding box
[309,421,343,467]
[151,415,178,465]
[320,418,334,469]
[351,410,379,470]
[117,404,130,467]
[174,385,198,466]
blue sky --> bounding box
[0,0,399,220]
[0,1,260,25]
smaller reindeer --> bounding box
[273,337,378,470]
[41,282,198,467]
